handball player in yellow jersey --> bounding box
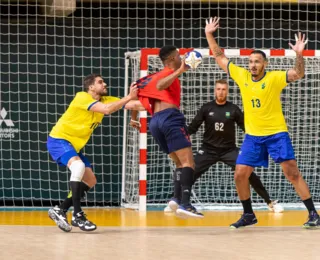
[205,17,319,229]
[47,74,143,232]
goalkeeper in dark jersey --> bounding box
[166,79,283,213]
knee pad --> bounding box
[69,160,85,182]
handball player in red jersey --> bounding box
[129,46,203,218]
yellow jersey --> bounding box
[49,92,120,152]
[228,62,288,136]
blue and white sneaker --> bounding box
[230,213,257,229]
[303,211,320,229]
[176,204,204,219]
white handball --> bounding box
[184,50,202,69]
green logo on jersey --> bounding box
[261,83,266,89]
[226,112,230,118]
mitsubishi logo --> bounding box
[0,108,14,127]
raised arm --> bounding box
[205,17,229,74]
[287,32,308,82]
[187,106,205,135]
[156,59,188,91]
[90,83,138,115]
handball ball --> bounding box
[184,50,202,69]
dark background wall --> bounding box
[0,1,319,206]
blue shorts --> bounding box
[47,136,91,167]
[236,132,295,168]
[149,108,191,154]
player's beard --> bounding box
[100,89,107,96]
[216,96,227,104]
[251,65,264,77]
[250,68,258,76]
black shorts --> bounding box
[194,147,239,176]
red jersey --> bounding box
[137,67,181,115]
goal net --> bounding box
[1,1,319,208]
[122,48,320,211]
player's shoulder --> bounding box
[225,101,242,112]
[226,101,240,108]
[73,91,95,102]
[157,67,175,78]
[228,61,249,73]
[267,70,287,78]
[100,96,120,104]
[75,91,90,98]
[202,100,216,109]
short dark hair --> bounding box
[159,45,177,62]
[83,73,101,92]
[215,79,228,86]
[250,50,267,60]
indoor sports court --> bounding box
[1,0,320,260]
[0,209,319,259]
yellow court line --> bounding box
[0,208,310,227]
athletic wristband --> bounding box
[130,119,140,125]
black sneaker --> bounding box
[48,206,72,232]
[71,211,97,232]
[230,213,257,229]
[303,211,320,229]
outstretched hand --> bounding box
[289,32,308,54]
[128,82,138,99]
[205,16,220,35]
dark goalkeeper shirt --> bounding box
[187,100,244,150]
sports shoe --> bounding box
[303,211,320,229]
[176,204,204,219]
[48,206,72,232]
[230,213,257,229]
[268,200,284,213]
[71,211,97,231]
[164,198,180,212]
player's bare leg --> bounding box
[281,160,320,228]
[230,164,257,229]
[234,165,252,199]
[281,160,311,199]
[173,147,203,219]
[82,167,97,188]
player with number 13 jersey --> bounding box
[228,63,288,136]
[205,16,319,229]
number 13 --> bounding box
[251,99,261,108]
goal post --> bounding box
[122,48,320,211]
